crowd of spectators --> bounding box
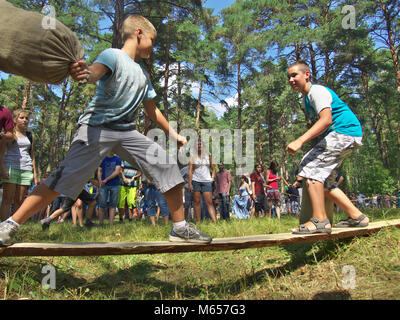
[0,103,399,226]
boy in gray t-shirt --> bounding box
[0,15,211,246]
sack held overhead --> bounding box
[0,0,85,84]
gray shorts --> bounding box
[43,125,184,199]
[297,131,362,190]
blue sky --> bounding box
[204,0,235,13]
[1,1,237,117]
[193,1,237,117]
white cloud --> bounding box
[203,101,226,117]
[157,63,239,118]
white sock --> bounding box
[6,217,20,227]
[173,220,186,230]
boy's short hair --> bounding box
[288,60,310,73]
[121,15,157,42]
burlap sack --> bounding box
[0,0,84,84]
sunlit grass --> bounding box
[1,209,400,300]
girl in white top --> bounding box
[0,109,37,221]
[188,140,217,223]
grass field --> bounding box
[1,208,400,300]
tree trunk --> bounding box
[379,0,400,92]
[324,51,330,85]
[163,14,171,121]
[308,41,317,82]
[266,93,273,160]
[21,80,32,109]
[35,84,48,178]
[257,114,262,165]
[294,41,301,61]
[237,62,242,129]
[54,79,73,166]
[177,61,183,132]
[362,71,388,168]
[112,0,124,49]
[280,109,288,186]
[195,77,204,132]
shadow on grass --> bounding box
[10,209,399,299]
[212,239,353,298]
[86,239,354,299]
[312,290,351,300]
[12,239,353,299]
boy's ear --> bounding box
[305,70,311,82]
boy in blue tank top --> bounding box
[286,60,369,234]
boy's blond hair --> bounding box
[121,15,157,42]
[288,60,310,73]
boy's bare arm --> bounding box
[142,99,187,148]
[286,108,332,154]
[210,155,216,180]
[103,165,122,184]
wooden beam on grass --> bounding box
[1,219,399,257]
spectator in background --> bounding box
[397,190,400,208]
[336,171,344,187]
[0,105,14,182]
[142,175,170,226]
[118,160,141,222]
[216,162,232,220]
[189,140,217,223]
[384,194,391,208]
[251,164,268,217]
[356,191,366,209]
[40,184,98,230]
[232,175,251,219]
[287,183,300,216]
[0,109,37,221]
[372,193,378,209]
[97,153,121,225]
[265,161,284,219]
[180,165,193,221]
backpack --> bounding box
[26,130,33,155]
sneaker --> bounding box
[169,223,212,244]
[40,217,52,230]
[0,220,19,246]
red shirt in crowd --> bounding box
[0,106,14,135]
[216,169,232,194]
[250,171,264,195]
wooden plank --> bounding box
[0,219,399,257]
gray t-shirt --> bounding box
[78,48,157,131]
[4,136,33,171]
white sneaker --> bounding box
[0,220,19,246]
[169,223,212,244]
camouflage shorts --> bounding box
[297,131,362,190]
